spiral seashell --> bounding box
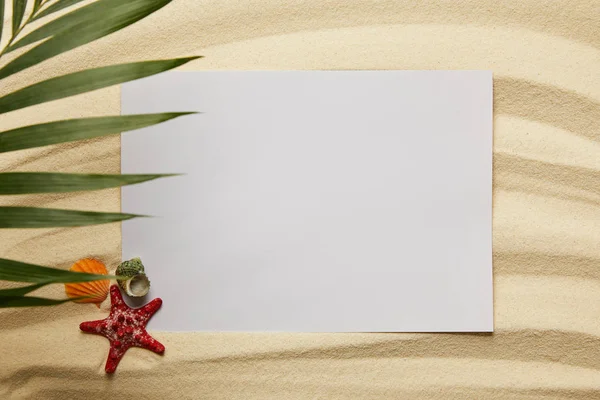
[116,257,151,297]
[64,259,110,307]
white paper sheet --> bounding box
[121,71,493,332]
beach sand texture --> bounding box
[1,0,599,398]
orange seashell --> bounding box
[64,259,110,307]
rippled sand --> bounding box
[1,0,599,398]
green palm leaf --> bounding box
[0,258,114,307]
[0,113,194,153]
[32,0,42,13]
[0,0,173,78]
[31,0,85,20]
[11,0,26,36]
[0,283,93,298]
[0,0,201,308]
[0,57,198,114]
[0,282,47,296]
[0,257,114,283]
[0,296,78,307]
[15,0,102,47]
[0,207,143,228]
[0,172,177,194]
[0,1,5,44]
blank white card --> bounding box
[121,71,493,332]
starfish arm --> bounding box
[79,319,107,333]
[135,297,163,325]
[136,332,165,354]
[141,297,162,316]
[105,343,128,374]
[109,285,125,307]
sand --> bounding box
[1,0,599,398]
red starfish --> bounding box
[80,285,165,373]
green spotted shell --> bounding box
[116,257,150,297]
[117,257,145,276]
